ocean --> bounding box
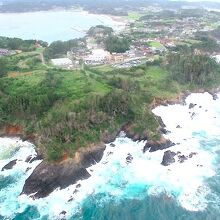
[0,10,124,43]
[0,92,220,220]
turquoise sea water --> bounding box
[0,10,123,43]
[1,92,220,220]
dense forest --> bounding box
[194,33,220,53]
[0,36,47,52]
[166,47,220,86]
[43,38,85,59]
[87,25,113,38]
[104,36,130,53]
[0,66,158,160]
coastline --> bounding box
[0,8,127,42]
[1,90,220,218]
[150,87,220,110]
[1,87,219,199]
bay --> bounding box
[0,9,124,43]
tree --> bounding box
[104,36,130,53]
[0,58,8,77]
[166,49,219,86]
[44,39,84,59]
[87,25,113,38]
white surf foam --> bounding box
[1,92,220,219]
[0,138,42,218]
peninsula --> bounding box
[0,3,220,199]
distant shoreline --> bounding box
[0,6,127,26]
[0,8,127,43]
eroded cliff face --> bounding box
[0,123,119,199]
[0,98,182,199]
[0,124,23,136]
[21,143,106,199]
[0,124,36,142]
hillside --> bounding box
[1,47,220,161]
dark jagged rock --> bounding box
[21,160,91,199]
[73,189,78,194]
[25,155,32,163]
[29,155,43,163]
[122,124,148,142]
[60,211,67,216]
[1,159,17,171]
[178,155,188,163]
[143,138,175,153]
[107,152,113,156]
[102,130,120,144]
[189,103,197,109]
[161,150,176,166]
[176,125,182,129]
[25,167,31,172]
[159,127,170,135]
[191,112,196,119]
[155,116,166,128]
[68,197,74,202]
[126,153,133,164]
[22,144,106,199]
[76,184,81,188]
[189,152,198,158]
[79,144,106,167]
[197,164,203,167]
[209,92,218,100]
[110,143,115,147]
[126,132,145,142]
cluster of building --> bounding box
[0,48,11,57]
[0,48,20,57]
[51,9,220,69]
[52,46,156,69]
[51,36,166,69]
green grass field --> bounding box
[148,41,166,49]
[127,12,143,20]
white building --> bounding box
[85,49,111,64]
[213,55,220,64]
[51,58,73,68]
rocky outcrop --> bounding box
[21,144,106,199]
[176,152,198,163]
[155,116,166,128]
[122,124,148,142]
[189,152,198,158]
[178,155,188,163]
[161,150,176,166]
[126,153,133,164]
[1,159,17,171]
[143,137,175,153]
[150,92,190,109]
[189,103,197,109]
[21,160,90,199]
[208,92,218,100]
